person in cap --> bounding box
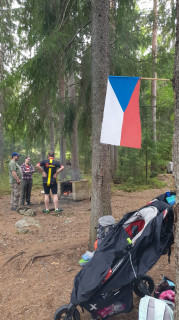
[20,156,35,206]
[36,151,64,214]
[8,152,22,211]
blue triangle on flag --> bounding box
[109,76,140,112]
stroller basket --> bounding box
[81,283,133,319]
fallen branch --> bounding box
[1,251,25,268]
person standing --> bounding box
[20,156,34,206]
[36,152,64,214]
[8,152,22,211]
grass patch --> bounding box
[0,170,92,195]
[33,172,44,190]
[0,172,11,194]
[81,174,91,187]
[0,170,43,195]
[112,176,167,192]
[2,170,165,195]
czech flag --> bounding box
[100,76,141,149]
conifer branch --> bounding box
[55,20,91,65]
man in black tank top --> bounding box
[36,151,64,213]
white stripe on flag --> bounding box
[100,80,124,145]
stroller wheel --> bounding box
[133,275,154,297]
[54,305,80,320]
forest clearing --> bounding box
[0,174,175,320]
[1,0,179,319]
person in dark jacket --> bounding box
[20,156,34,205]
[36,152,64,214]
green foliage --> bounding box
[114,82,174,186]
[116,147,146,185]
[112,176,166,192]
[63,101,76,136]
[32,172,43,189]
[0,168,42,195]
[0,170,11,194]
[0,0,176,191]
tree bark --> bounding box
[110,146,115,179]
[173,0,179,318]
[151,0,158,142]
[90,0,111,249]
[0,32,4,172]
[151,0,158,176]
[68,73,80,181]
[59,114,67,180]
[41,136,46,160]
[110,146,118,179]
[109,0,118,180]
[59,73,67,181]
[114,145,118,173]
[49,104,55,153]
[71,116,80,180]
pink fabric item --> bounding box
[159,290,175,303]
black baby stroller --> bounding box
[54,193,174,320]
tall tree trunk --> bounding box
[110,146,118,179]
[59,72,67,181]
[110,0,118,180]
[151,0,158,175]
[49,104,55,152]
[114,145,118,173]
[110,146,115,179]
[71,117,80,180]
[68,73,80,181]
[173,1,179,318]
[171,0,176,49]
[59,114,67,180]
[39,98,46,160]
[41,136,46,160]
[151,0,157,142]
[90,0,111,249]
[0,40,4,173]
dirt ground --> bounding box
[0,174,176,320]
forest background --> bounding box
[0,0,175,192]
[1,1,179,319]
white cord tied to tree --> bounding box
[141,77,171,81]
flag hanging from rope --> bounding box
[100,76,141,148]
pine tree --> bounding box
[90,0,111,248]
